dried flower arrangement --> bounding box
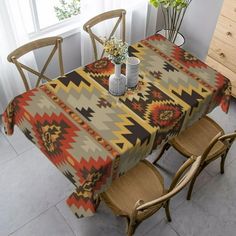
[104,37,128,64]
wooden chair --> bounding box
[83,9,126,61]
[153,116,236,200]
[101,155,202,236]
[7,36,64,91]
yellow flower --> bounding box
[103,37,128,63]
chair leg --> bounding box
[153,143,171,165]
[126,224,133,236]
[187,177,197,201]
[187,167,203,200]
[220,152,228,174]
[164,200,172,222]
[126,219,137,236]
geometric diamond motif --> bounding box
[2,33,231,219]
[32,112,79,164]
[148,102,183,128]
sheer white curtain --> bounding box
[0,0,37,114]
[80,0,156,65]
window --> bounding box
[19,0,80,36]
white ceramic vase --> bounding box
[109,63,126,96]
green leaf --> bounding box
[54,0,80,21]
[150,0,159,8]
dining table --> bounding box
[2,34,231,219]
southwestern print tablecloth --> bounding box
[2,34,231,218]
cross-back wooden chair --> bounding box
[101,155,202,236]
[83,9,126,61]
[153,116,236,200]
[7,36,64,91]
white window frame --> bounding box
[28,0,81,38]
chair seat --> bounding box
[170,116,227,161]
[101,160,165,220]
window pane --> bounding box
[19,0,35,33]
[35,0,80,29]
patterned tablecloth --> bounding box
[2,34,231,218]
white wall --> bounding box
[180,0,224,60]
[34,0,224,76]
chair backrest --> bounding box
[136,130,236,215]
[83,9,126,61]
[7,36,64,91]
[200,131,236,163]
[219,131,236,146]
[135,155,202,213]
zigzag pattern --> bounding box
[122,117,151,146]
[75,156,113,191]
[58,71,91,87]
[12,89,37,127]
[31,112,79,164]
[48,70,93,94]
[171,46,207,69]
[2,33,231,219]
[67,193,95,218]
[111,113,142,152]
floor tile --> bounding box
[56,193,176,236]
[2,126,34,155]
[193,159,236,225]
[209,98,236,133]
[11,207,75,236]
[57,199,175,236]
[57,187,173,236]
[56,200,125,236]
[170,201,236,236]
[0,132,17,166]
[135,208,167,236]
[144,220,179,236]
[0,147,73,236]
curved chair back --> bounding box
[135,155,202,215]
[7,36,64,91]
[199,131,236,164]
[219,131,236,148]
[83,9,126,61]
[102,155,203,236]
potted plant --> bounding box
[104,37,128,96]
[150,0,192,46]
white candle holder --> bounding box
[126,57,140,88]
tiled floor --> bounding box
[0,99,236,236]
